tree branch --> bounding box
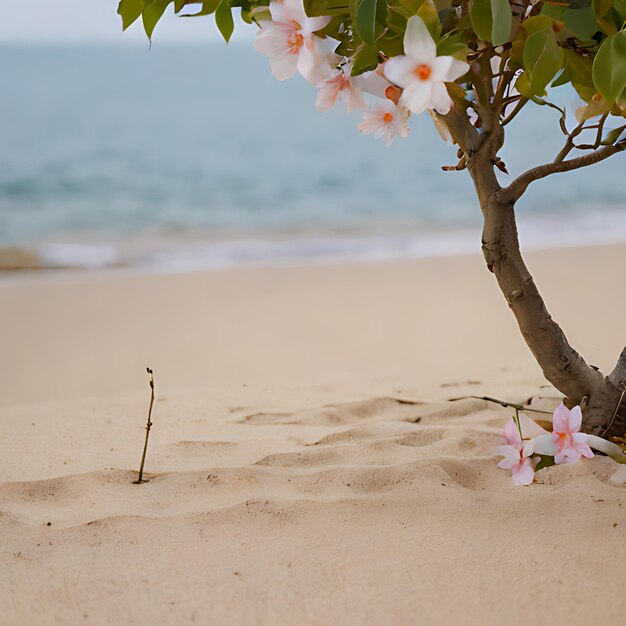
[498,140,625,204]
[609,347,626,390]
[439,92,483,156]
[464,147,612,420]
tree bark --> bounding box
[609,348,626,391]
[439,105,624,436]
[470,155,623,434]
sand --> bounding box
[1,244,625,625]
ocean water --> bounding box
[1,44,625,271]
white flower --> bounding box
[357,100,410,147]
[254,0,333,84]
[383,16,469,116]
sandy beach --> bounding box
[1,244,625,625]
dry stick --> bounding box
[450,395,553,415]
[133,368,155,485]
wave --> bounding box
[2,209,626,274]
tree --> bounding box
[116,0,626,436]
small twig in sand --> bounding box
[133,368,155,485]
[451,395,553,415]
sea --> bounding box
[1,43,625,272]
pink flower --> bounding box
[494,418,537,486]
[316,70,366,112]
[357,101,409,147]
[254,0,333,84]
[315,64,390,113]
[551,403,594,464]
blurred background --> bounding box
[1,0,625,272]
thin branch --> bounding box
[133,367,156,485]
[501,97,529,126]
[499,139,625,203]
[554,113,610,163]
[451,395,553,415]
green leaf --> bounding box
[564,49,596,102]
[142,1,170,39]
[469,0,492,41]
[615,0,626,19]
[592,30,626,103]
[118,0,144,30]
[490,0,512,45]
[397,0,426,12]
[592,0,617,34]
[174,0,186,11]
[522,23,564,96]
[416,0,442,39]
[436,31,470,56]
[521,14,553,37]
[469,0,512,44]
[351,44,380,75]
[181,0,220,17]
[515,71,533,98]
[552,67,571,88]
[541,3,565,20]
[215,0,234,42]
[564,7,600,40]
[602,124,626,145]
[355,0,377,45]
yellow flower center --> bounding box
[415,64,432,80]
[287,32,304,50]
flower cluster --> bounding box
[495,403,626,486]
[254,0,469,146]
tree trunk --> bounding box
[467,151,625,437]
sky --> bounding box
[0,0,254,44]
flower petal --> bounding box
[273,0,307,24]
[571,432,594,458]
[519,413,551,438]
[254,23,291,57]
[528,434,558,456]
[346,83,366,112]
[297,37,327,84]
[431,55,469,82]
[584,434,626,461]
[511,457,535,485]
[399,79,432,114]
[495,444,521,469]
[305,15,332,34]
[430,81,453,115]
[503,418,521,447]
[268,49,299,81]
[403,16,436,64]
[355,71,390,99]
[552,403,571,433]
[383,56,417,89]
[315,81,340,111]
[568,405,583,433]
[555,444,582,464]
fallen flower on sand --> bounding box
[496,403,626,485]
[494,418,537,486]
